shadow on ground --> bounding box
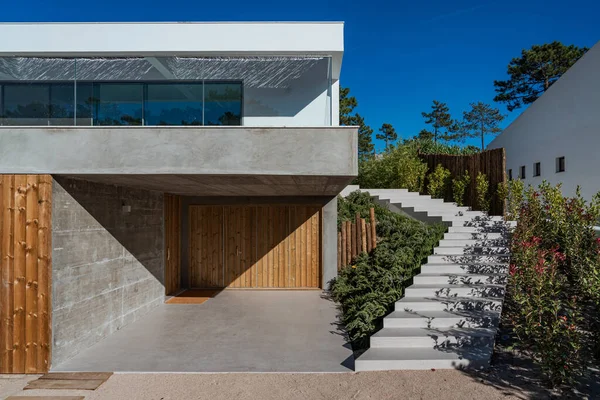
[458,342,600,399]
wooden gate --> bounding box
[0,175,52,374]
[188,205,321,289]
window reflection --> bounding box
[0,81,242,126]
[204,83,242,126]
[145,83,203,126]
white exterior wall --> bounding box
[487,41,600,200]
[243,59,336,127]
[0,22,344,128]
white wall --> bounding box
[488,41,600,201]
[243,58,335,127]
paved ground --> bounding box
[0,370,525,400]
[52,290,353,372]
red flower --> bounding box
[509,264,517,276]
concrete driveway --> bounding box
[52,290,353,372]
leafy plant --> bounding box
[452,170,470,206]
[357,143,428,192]
[427,164,451,199]
[475,171,490,211]
[504,181,600,386]
[332,191,445,349]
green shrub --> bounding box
[358,144,428,192]
[452,170,470,206]
[409,138,481,155]
[475,172,490,211]
[505,181,600,386]
[427,164,451,199]
[332,191,446,349]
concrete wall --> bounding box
[0,127,357,177]
[488,41,600,201]
[51,177,164,367]
[180,196,337,289]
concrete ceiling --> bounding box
[60,174,354,197]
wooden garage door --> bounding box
[189,205,321,289]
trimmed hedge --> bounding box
[332,191,446,350]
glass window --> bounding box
[533,162,541,177]
[75,83,94,126]
[520,166,526,179]
[508,169,512,180]
[204,82,242,126]
[93,83,143,126]
[556,157,565,173]
[145,83,203,126]
[2,84,50,125]
[49,83,75,125]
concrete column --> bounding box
[321,196,338,289]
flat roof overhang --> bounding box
[0,22,344,79]
[0,126,358,196]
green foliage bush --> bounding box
[409,138,481,155]
[357,144,428,192]
[331,191,446,350]
[505,181,600,386]
[475,172,490,211]
[426,164,451,199]
[452,170,470,206]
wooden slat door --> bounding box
[189,206,224,288]
[0,175,52,374]
[188,205,321,289]
[225,206,255,288]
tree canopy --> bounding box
[421,100,459,143]
[460,102,505,150]
[340,86,374,160]
[376,123,398,150]
[493,41,588,111]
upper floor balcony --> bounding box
[0,23,355,196]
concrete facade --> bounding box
[0,126,357,177]
[488,41,600,200]
[51,177,165,367]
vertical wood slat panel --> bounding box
[13,175,27,373]
[0,175,51,374]
[25,176,38,372]
[1,176,15,373]
[36,175,51,373]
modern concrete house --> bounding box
[0,22,357,373]
[488,40,600,201]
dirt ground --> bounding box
[1,370,527,400]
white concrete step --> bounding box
[396,296,503,312]
[404,284,505,298]
[438,239,508,247]
[443,232,505,240]
[370,327,496,348]
[448,225,507,233]
[413,273,507,285]
[428,254,510,264]
[409,206,472,214]
[384,309,500,329]
[433,246,510,255]
[420,264,509,275]
[355,346,492,371]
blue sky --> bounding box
[3,0,599,149]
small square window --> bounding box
[519,166,526,179]
[508,169,512,180]
[533,162,541,177]
[556,156,565,173]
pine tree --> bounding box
[421,100,459,143]
[376,123,398,150]
[460,102,505,150]
[340,86,374,160]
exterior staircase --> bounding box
[340,187,514,371]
